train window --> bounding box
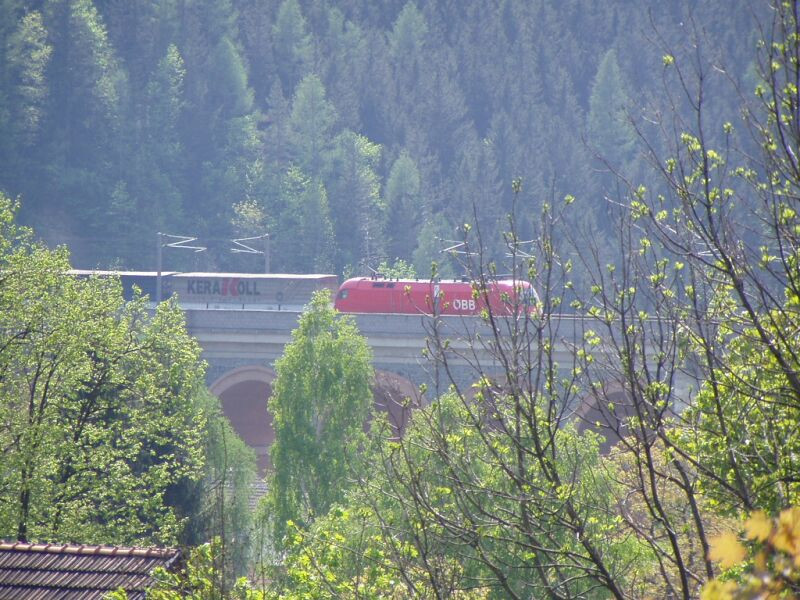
[372,282,385,288]
[386,282,395,288]
[337,289,349,299]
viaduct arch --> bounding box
[209,366,277,473]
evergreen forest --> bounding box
[0,0,759,276]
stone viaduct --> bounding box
[183,308,590,472]
[182,306,694,472]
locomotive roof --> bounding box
[343,277,525,284]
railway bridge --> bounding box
[183,307,602,471]
[70,270,691,471]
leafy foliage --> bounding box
[275,393,651,598]
[179,390,257,584]
[263,290,373,550]
[677,309,800,515]
[110,538,265,600]
[702,508,800,599]
[0,193,209,545]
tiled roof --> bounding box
[0,541,180,600]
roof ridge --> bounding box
[0,540,178,558]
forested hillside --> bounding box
[4,2,800,597]
[0,0,758,275]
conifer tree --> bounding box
[287,74,337,179]
[272,0,312,96]
[207,35,254,118]
[5,11,51,148]
[317,6,367,130]
[324,130,383,272]
[32,0,127,262]
[272,166,334,273]
[587,48,635,165]
[384,151,422,262]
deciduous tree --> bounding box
[263,290,373,550]
[0,194,211,546]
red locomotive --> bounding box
[334,277,539,316]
